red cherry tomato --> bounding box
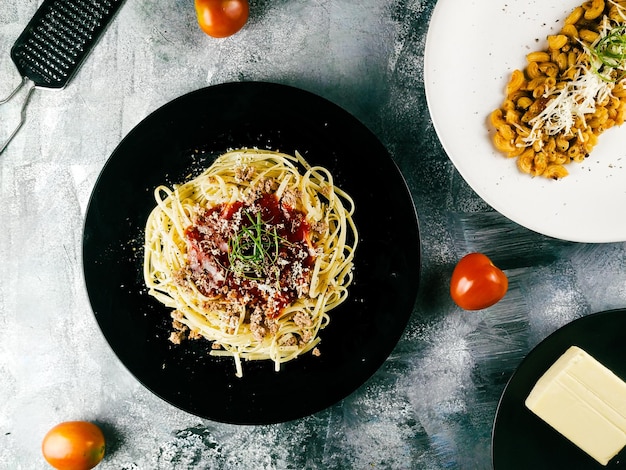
[195,0,249,38]
[42,421,105,470]
[450,252,508,310]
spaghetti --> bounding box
[143,149,358,377]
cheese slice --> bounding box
[525,346,626,466]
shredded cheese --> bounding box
[523,9,626,149]
[524,65,614,146]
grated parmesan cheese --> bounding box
[524,65,614,146]
[523,7,626,150]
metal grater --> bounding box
[1,0,125,153]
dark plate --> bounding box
[82,81,421,424]
[492,309,626,469]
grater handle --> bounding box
[0,78,36,155]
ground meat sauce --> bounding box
[182,192,315,321]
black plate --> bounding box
[82,81,420,424]
[492,309,626,469]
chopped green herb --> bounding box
[228,211,280,279]
[591,25,626,82]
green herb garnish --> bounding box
[228,211,280,279]
[591,25,626,82]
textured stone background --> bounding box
[1,0,626,468]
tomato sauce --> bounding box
[183,193,314,318]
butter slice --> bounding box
[525,346,626,465]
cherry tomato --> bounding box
[42,421,105,470]
[195,0,249,38]
[450,252,508,310]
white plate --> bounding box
[424,0,626,243]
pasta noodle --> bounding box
[143,149,358,377]
[491,0,626,179]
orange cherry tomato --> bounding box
[450,252,508,310]
[42,421,105,470]
[194,0,249,38]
